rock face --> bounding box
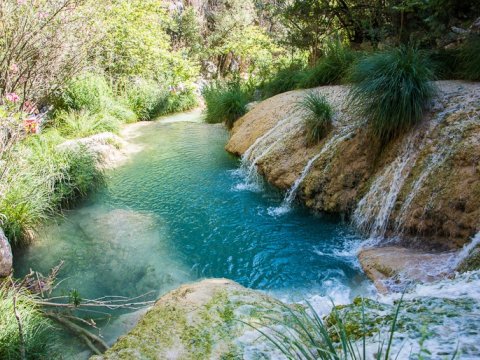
[0,228,12,277]
[58,132,141,169]
[91,279,287,360]
[358,247,455,293]
[226,81,480,250]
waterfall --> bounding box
[268,126,356,216]
[353,135,422,242]
[452,232,480,269]
[235,114,303,191]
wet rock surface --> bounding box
[226,81,480,249]
[0,229,12,277]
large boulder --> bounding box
[91,279,288,360]
[0,229,12,277]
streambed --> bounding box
[14,110,370,356]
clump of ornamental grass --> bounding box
[299,41,357,88]
[298,92,333,146]
[348,46,436,144]
[0,284,56,359]
[458,35,480,81]
[202,81,249,129]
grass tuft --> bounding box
[298,92,333,146]
[202,81,249,129]
[348,46,436,144]
[0,284,56,359]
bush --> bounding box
[260,64,306,99]
[0,285,55,359]
[348,46,436,143]
[125,79,168,121]
[203,81,249,129]
[0,134,103,245]
[298,41,357,88]
[459,35,480,81]
[161,90,198,115]
[56,73,114,114]
[299,92,333,146]
[429,48,460,80]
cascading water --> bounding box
[235,114,303,191]
[268,125,357,216]
[451,232,480,269]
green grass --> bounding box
[261,64,307,99]
[203,81,249,129]
[0,133,103,246]
[54,110,121,138]
[0,284,56,359]
[298,42,357,89]
[249,298,405,360]
[298,92,333,146]
[459,35,480,81]
[348,46,436,144]
[124,79,169,121]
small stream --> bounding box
[14,110,370,356]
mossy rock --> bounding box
[91,279,288,360]
[457,247,480,272]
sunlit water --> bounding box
[14,111,370,356]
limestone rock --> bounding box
[0,229,12,277]
[58,132,141,169]
[226,81,480,249]
[91,279,287,360]
[358,247,454,293]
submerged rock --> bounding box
[0,229,12,277]
[91,279,287,360]
[58,132,141,169]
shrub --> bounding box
[429,48,460,80]
[299,92,333,146]
[56,73,114,114]
[298,41,357,88]
[0,285,56,359]
[125,79,168,121]
[162,90,198,115]
[261,64,306,99]
[55,110,121,138]
[348,46,436,143]
[458,35,480,81]
[203,82,249,129]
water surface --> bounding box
[15,110,369,353]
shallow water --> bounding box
[14,111,369,354]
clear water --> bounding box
[14,111,368,354]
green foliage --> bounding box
[124,80,168,121]
[203,81,250,129]
[55,111,120,138]
[298,41,357,88]
[250,299,404,360]
[299,92,333,146]
[459,35,480,81]
[261,64,307,99]
[56,73,113,113]
[0,134,103,245]
[97,0,198,83]
[429,48,460,80]
[349,47,436,144]
[0,285,56,359]
[161,90,198,116]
